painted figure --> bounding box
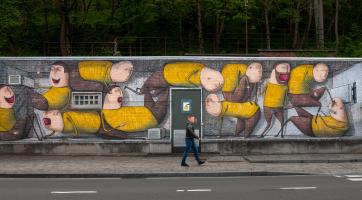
[28,61,71,110]
[43,109,128,139]
[101,85,169,132]
[288,63,329,108]
[260,63,290,137]
[0,85,30,140]
[70,61,134,91]
[137,62,223,97]
[219,62,262,137]
[276,98,348,137]
[221,62,263,102]
[205,94,260,137]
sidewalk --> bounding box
[1,154,362,177]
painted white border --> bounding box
[0,56,362,62]
[170,87,203,149]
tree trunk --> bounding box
[215,17,225,54]
[314,0,324,49]
[215,0,226,54]
[59,0,71,56]
[245,0,249,54]
[293,1,301,48]
[196,0,204,53]
[335,0,339,49]
[299,0,313,49]
[179,18,185,51]
[264,0,271,49]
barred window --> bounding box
[71,92,102,109]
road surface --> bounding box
[0,174,362,200]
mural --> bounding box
[0,58,359,141]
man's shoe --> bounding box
[181,163,189,167]
[198,161,205,165]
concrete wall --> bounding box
[0,57,361,146]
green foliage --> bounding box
[0,0,361,56]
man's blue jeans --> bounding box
[181,138,201,164]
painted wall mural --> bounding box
[0,58,360,141]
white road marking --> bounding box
[345,175,362,178]
[334,175,342,178]
[280,187,317,190]
[176,190,185,192]
[187,189,212,192]
[51,191,97,194]
[347,178,362,181]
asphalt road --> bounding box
[0,175,362,200]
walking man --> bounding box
[181,115,205,167]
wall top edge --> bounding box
[0,56,361,62]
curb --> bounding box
[243,158,362,164]
[0,171,311,178]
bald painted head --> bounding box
[246,62,263,83]
[0,85,15,109]
[329,97,348,123]
[313,63,329,83]
[205,94,222,117]
[200,67,224,92]
[43,110,64,132]
[110,61,134,83]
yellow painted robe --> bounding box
[288,64,314,94]
[78,61,113,84]
[263,82,288,108]
[0,108,16,132]
[311,116,348,137]
[220,101,259,119]
[42,87,71,110]
[221,63,247,92]
[163,62,204,87]
[102,107,158,132]
[62,111,101,135]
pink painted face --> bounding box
[274,63,290,84]
[246,62,263,83]
[103,86,123,109]
[0,86,15,109]
[200,67,224,92]
[49,65,69,87]
[110,61,134,83]
[313,63,329,83]
[43,110,64,132]
[328,97,348,122]
[205,94,222,117]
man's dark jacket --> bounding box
[186,123,199,139]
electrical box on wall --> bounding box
[7,75,35,88]
[8,75,22,85]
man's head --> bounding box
[49,61,69,87]
[187,114,197,124]
[43,110,64,132]
[0,84,15,109]
[246,62,263,83]
[103,85,123,109]
[110,61,134,83]
[205,94,222,117]
[270,62,290,85]
[313,63,329,83]
[200,67,224,92]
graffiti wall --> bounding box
[0,57,361,141]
